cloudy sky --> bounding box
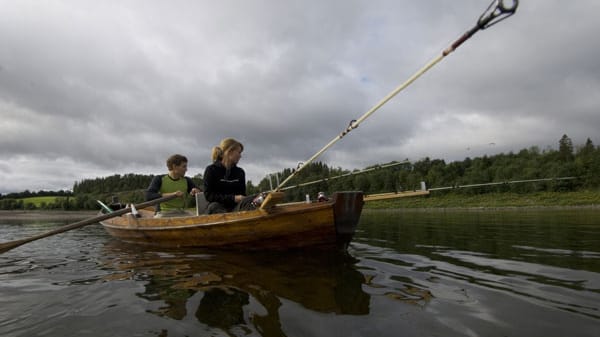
[1,0,598,194]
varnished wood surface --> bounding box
[260,192,285,210]
[363,190,429,201]
[101,192,363,250]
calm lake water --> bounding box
[1,208,599,337]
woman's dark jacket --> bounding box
[203,161,246,210]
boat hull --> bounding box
[100,191,363,250]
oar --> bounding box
[274,0,518,192]
[0,195,177,254]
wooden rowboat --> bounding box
[100,191,364,250]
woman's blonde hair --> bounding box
[211,138,244,162]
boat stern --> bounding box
[331,191,364,247]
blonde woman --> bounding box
[203,138,255,213]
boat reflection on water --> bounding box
[100,241,370,334]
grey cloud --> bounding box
[1,0,599,193]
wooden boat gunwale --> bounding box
[101,200,334,231]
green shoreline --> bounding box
[1,191,600,219]
[364,190,600,209]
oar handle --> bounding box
[445,0,518,56]
[479,0,518,29]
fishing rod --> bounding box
[274,0,518,192]
[278,160,411,192]
[428,177,578,192]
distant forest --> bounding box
[1,135,599,210]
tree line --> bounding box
[255,135,599,201]
[1,134,598,210]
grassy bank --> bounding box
[22,196,68,206]
[365,190,600,209]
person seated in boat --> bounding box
[203,138,256,214]
[146,154,201,217]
